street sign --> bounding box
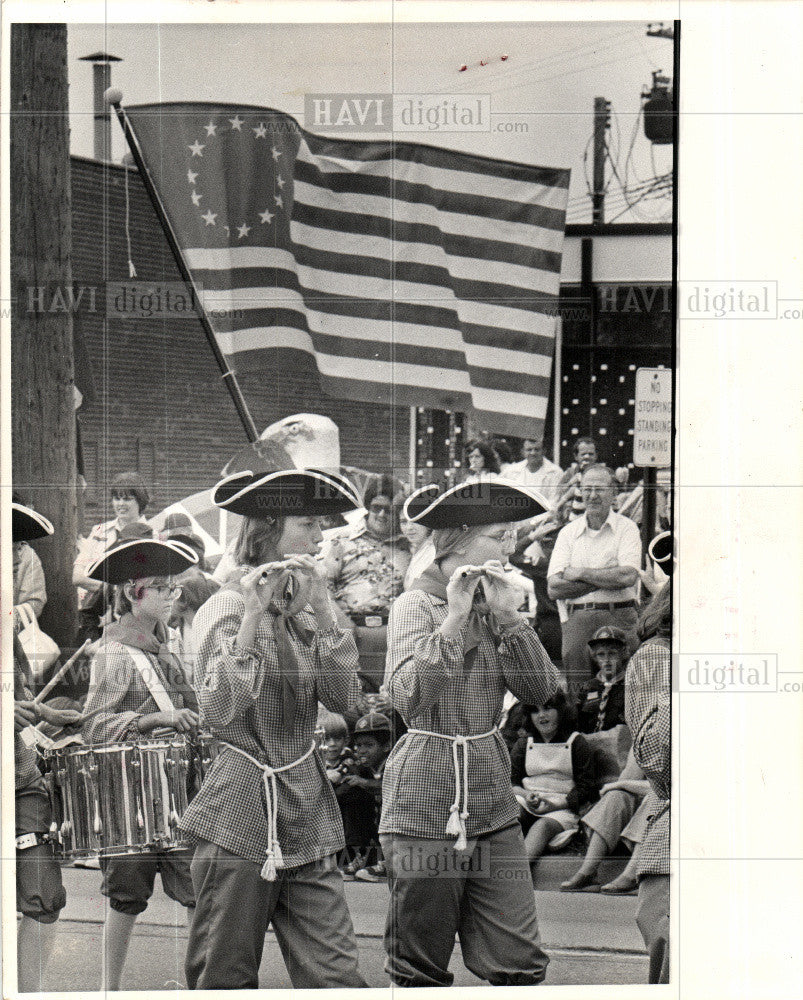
[633,367,672,467]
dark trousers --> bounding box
[185,839,366,989]
[380,824,549,987]
[336,785,379,851]
[353,625,387,693]
[636,874,670,983]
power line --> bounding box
[443,25,637,95]
[488,40,654,98]
[566,174,672,221]
[606,177,672,222]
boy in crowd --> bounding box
[576,626,629,734]
[323,713,356,782]
[334,712,392,881]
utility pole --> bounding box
[11,24,78,649]
[592,97,611,225]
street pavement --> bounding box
[21,867,648,991]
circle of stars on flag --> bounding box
[185,113,288,240]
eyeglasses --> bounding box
[369,501,392,514]
[478,528,517,544]
[143,584,183,598]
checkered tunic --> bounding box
[179,588,361,869]
[625,638,670,876]
[379,590,560,839]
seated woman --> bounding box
[510,691,599,863]
[560,746,651,892]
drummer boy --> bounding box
[12,503,82,992]
[82,533,199,991]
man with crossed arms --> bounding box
[547,464,641,704]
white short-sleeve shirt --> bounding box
[548,510,642,604]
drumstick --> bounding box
[34,640,91,704]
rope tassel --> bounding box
[261,851,278,882]
[445,736,471,851]
[217,740,315,882]
[406,727,498,853]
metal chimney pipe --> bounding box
[79,52,122,161]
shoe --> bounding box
[600,875,638,895]
[560,870,601,892]
[341,854,367,881]
[355,861,387,882]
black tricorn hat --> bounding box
[87,538,198,585]
[648,530,674,574]
[403,479,549,530]
[12,503,54,542]
[212,468,361,518]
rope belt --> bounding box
[406,727,498,850]
[220,740,316,881]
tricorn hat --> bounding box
[87,538,198,585]
[12,503,55,543]
[403,479,549,530]
[212,468,361,518]
[648,530,674,574]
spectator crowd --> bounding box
[12,431,672,989]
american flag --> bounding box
[123,103,570,439]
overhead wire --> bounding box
[442,24,638,95]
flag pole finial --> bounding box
[104,87,123,106]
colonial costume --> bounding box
[180,468,368,989]
[380,480,561,986]
[82,535,199,990]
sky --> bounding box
[66,18,674,224]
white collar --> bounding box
[580,509,616,533]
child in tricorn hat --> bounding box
[82,532,200,990]
[380,479,561,986]
[180,468,368,989]
[12,503,82,992]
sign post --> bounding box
[633,367,673,562]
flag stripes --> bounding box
[123,102,570,439]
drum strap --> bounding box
[126,646,175,715]
[219,741,315,882]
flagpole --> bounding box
[107,92,260,443]
[552,315,562,466]
[408,406,417,489]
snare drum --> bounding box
[47,738,194,858]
